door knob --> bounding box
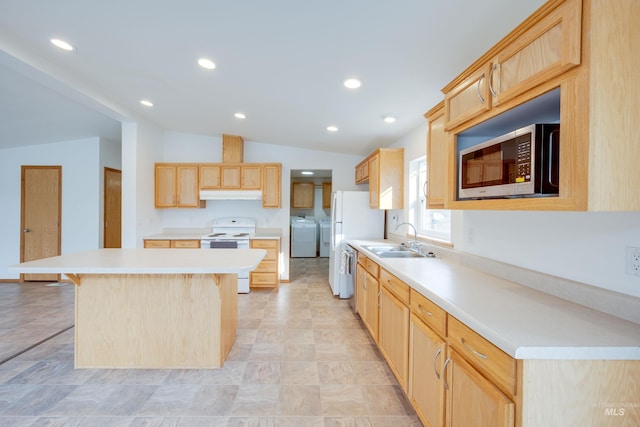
[23,228,31,233]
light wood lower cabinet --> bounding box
[446,349,515,427]
[249,239,279,289]
[144,239,201,248]
[354,250,639,427]
[409,312,446,427]
[356,252,379,342]
[379,269,410,391]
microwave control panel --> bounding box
[515,135,532,182]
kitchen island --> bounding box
[10,248,265,369]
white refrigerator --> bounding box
[329,191,384,297]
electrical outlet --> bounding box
[626,247,640,276]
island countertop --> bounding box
[9,248,266,275]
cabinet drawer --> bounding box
[251,239,277,248]
[410,289,447,338]
[379,268,409,305]
[357,254,379,277]
[447,315,517,397]
[250,272,278,286]
[254,260,277,273]
[251,239,278,261]
[171,240,200,248]
[144,240,171,248]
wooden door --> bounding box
[176,165,200,207]
[409,313,446,427]
[262,164,281,208]
[379,286,410,390]
[221,165,241,189]
[322,182,332,208]
[426,105,448,208]
[155,164,177,207]
[200,165,221,189]
[20,166,61,281]
[364,271,379,342]
[368,154,380,208]
[444,63,492,131]
[104,167,121,248]
[446,349,515,427]
[292,182,314,208]
[240,165,262,189]
[355,263,366,317]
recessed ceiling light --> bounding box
[234,112,246,119]
[140,100,154,107]
[326,125,339,132]
[383,115,397,123]
[198,58,216,70]
[301,171,314,175]
[50,38,74,51]
[343,78,361,89]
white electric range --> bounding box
[200,217,256,293]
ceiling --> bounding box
[0,0,545,155]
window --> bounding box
[409,156,451,242]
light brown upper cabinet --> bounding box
[220,164,262,189]
[262,163,282,208]
[437,0,640,211]
[443,0,582,131]
[355,160,369,184]
[199,164,221,189]
[425,102,448,209]
[154,164,201,208]
[292,182,314,209]
[222,134,244,163]
[322,182,332,209]
[356,148,404,209]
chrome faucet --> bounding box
[395,222,421,253]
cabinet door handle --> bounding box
[442,357,451,390]
[23,228,31,233]
[423,181,428,198]
[418,304,433,317]
[476,73,485,104]
[433,347,442,379]
[489,64,498,98]
[461,337,488,360]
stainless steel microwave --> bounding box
[458,123,560,200]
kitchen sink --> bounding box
[362,244,430,258]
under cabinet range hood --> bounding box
[199,190,262,201]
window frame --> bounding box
[409,156,451,243]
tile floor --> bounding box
[0,258,421,426]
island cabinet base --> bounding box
[518,359,640,426]
[74,273,238,369]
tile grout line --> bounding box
[0,324,74,366]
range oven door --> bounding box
[200,239,250,293]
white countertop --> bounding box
[349,240,640,360]
[9,248,266,275]
[144,228,281,241]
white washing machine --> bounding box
[319,218,330,257]
[291,218,317,257]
